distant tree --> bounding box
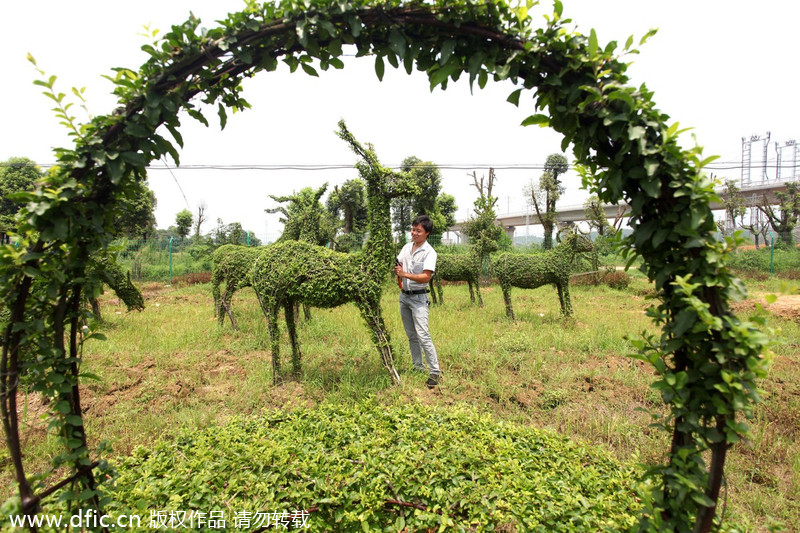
[326,178,367,234]
[741,211,770,249]
[716,178,746,237]
[437,192,458,230]
[0,157,156,241]
[463,168,503,263]
[758,182,800,247]
[112,180,157,239]
[583,195,626,238]
[195,201,207,238]
[210,218,261,246]
[0,157,43,236]
[583,195,612,237]
[175,209,193,239]
[266,183,331,245]
[391,156,457,239]
[227,222,245,245]
[527,153,569,249]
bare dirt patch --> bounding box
[732,293,800,321]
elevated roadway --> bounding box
[448,178,795,239]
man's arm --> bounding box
[394,266,433,284]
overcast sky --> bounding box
[1,1,797,241]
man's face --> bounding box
[411,224,429,244]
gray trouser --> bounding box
[399,292,440,376]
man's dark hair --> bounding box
[412,214,433,234]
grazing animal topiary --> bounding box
[211,244,262,330]
[494,233,592,319]
[430,249,483,306]
[251,121,417,384]
[2,253,144,331]
[89,257,144,323]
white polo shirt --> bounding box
[396,240,437,292]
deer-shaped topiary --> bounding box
[251,120,417,384]
[212,184,329,329]
[429,248,483,306]
[211,244,262,330]
[493,232,592,319]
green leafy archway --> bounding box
[1,1,769,531]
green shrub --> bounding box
[105,401,641,532]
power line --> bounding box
[5,161,791,172]
[140,161,774,172]
[159,157,191,210]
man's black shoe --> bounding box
[426,375,439,389]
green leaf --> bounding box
[389,30,406,58]
[374,55,385,81]
[124,122,150,138]
[439,39,456,66]
[645,159,659,177]
[764,293,777,304]
[478,69,488,89]
[607,90,635,110]
[347,14,362,37]
[588,29,598,57]
[672,308,696,337]
[507,88,523,107]
[107,158,124,185]
[186,108,209,127]
[218,103,228,130]
[628,124,646,141]
[640,28,658,46]
[521,114,549,127]
[120,151,146,167]
[301,63,319,77]
[65,415,84,427]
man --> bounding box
[394,215,440,389]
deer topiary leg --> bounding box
[267,304,281,384]
[212,277,221,318]
[435,278,444,305]
[223,282,238,330]
[359,300,400,385]
[89,295,104,324]
[467,281,475,303]
[284,301,302,378]
[475,279,484,307]
[556,281,573,317]
[502,284,515,320]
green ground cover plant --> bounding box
[3,275,797,530]
[107,402,640,532]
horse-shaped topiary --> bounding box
[251,121,417,384]
[493,232,592,319]
[429,248,483,306]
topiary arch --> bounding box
[0,1,769,531]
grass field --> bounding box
[5,271,799,531]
